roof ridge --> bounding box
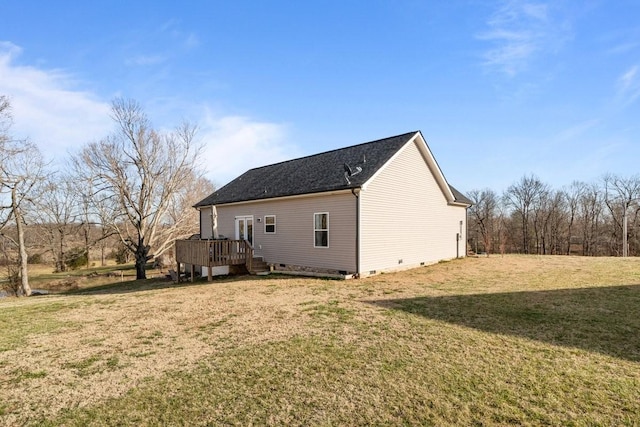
[245,130,419,172]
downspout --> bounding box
[465,207,469,257]
[351,188,360,278]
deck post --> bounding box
[190,264,195,282]
[207,241,213,281]
[246,241,252,273]
[176,261,180,283]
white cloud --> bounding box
[604,26,640,55]
[159,19,200,50]
[616,65,640,107]
[184,33,200,50]
[0,41,297,182]
[554,118,601,142]
[609,41,640,55]
[125,54,168,66]
[0,41,112,164]
[198,110,299,187]
[121,22,199,71]
[618,65,638,91]
[521,3,548,21]
[477,1,567,76]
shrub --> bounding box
[65,248,88,270]
[28,253,43,264]
[1,264,20,296]
[112,243,132,265]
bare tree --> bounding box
[504,175,548,254]
[32,175,81,271]
[530,184,552,254]
[70,176,115,268]
[0,96,10,141]
[544,190,567,255]
[464,173,640,258]
[1,96,46,295]
[495,203,510,256]
[564,182,586,255]
[603,174,640,256]
[578,183,603,256]
[468,188,498,256]
[75,98,203,279]
[0,140,46,296]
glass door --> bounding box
[235,216,253,245]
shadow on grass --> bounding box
[369,284,640,362]
[62,273,300,296]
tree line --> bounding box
[468,174,640,257]
[1,95,214,296]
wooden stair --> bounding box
[249,257,270,275]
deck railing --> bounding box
[174,239,253,281]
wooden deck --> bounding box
[174,239,254,281]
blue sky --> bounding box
[1,1,639,194]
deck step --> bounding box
[249,258,270,275]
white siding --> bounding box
[360,140,467,274]
[216,192,357,272]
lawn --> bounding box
[1,255,639,426]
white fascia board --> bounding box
[414,132,457,203]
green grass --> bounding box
[301,299,356,321]
[0,302,76,352]
[63,355,102,375]
[62,354,124,378]
[2,255,640,426]
[10,368,47,383]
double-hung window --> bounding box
[314,213,329,247]
[264,215,276,234]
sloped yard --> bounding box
[1,255,639,426]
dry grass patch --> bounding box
[1,255,639,425]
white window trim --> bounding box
[264,215,276,234]
[314,212,329,248]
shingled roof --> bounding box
[195,131,471,207]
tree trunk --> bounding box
[135,259,146,280]
[59,229,66,272]
[12,188,31,297]
[134,242,149,280]
[84,225,90,269]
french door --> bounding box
[235,216,254,245]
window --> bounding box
[264,215,276,234]
[314,213,329,247]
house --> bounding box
[185,131,471,278]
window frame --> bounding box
[264,215,276,234]
[313,212,329,248]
